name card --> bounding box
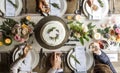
[107,53,118,62]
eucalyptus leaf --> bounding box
[71,54,80,65]
[50,3,60,9]
[104,27,110,33]
[47,27,56,33]
[67,21,74,24]
[98,0,104,7]
[8,0,18,8]
[84,35,89,41]
[87,23,95,29]
[79,37,84,45]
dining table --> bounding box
[0,13,120,73]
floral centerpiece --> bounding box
[68,21,95,45]
[0,16,35,46]
[97,24,120,45]
[96,16,120,46]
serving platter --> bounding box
[34,16,70,49]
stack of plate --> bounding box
[12,45,39,69]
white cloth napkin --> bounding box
[5,0,16,16]
[74,46,87,72]
[19,51,32,72]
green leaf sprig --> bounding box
[68,21,95,45]
[8,0,18,8]
[47,27,56,33]
[0,18,18,35]
[97,27,110,38]
[98,0,104,7]
[50,3,60,9]
[71,54,80,65]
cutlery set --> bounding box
[75,0,83,15]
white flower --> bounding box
[93,33,101,40]
[82,25,88,32]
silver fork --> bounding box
[108,0,112,16]
[112,0,115,13]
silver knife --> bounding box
[39,48,43,70]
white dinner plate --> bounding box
[45,0,67,17]
[12,45,39,69]
[83,0,108,17]
[0,0,23,16]
[41,21,66,46]
[67,48,94,71]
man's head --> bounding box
[89,41,101,54]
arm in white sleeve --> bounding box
[57,69,63,73]
[10,57,25,73]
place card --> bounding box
[106,53,118,62]
[5,0,16,16]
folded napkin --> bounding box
[19,51,32,72]
[74,46,87,73]
[18,45,32,72]
[5,0,16,16]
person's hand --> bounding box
[50,52,62,70]
[39,0,50,13]
[22,44,32,58]
[87,0,94,7]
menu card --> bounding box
[74,46,87,73]
[5,0,15,16]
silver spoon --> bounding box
[74,0,81,14]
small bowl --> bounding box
[89,40,109,50]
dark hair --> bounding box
[94,64,112,73]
